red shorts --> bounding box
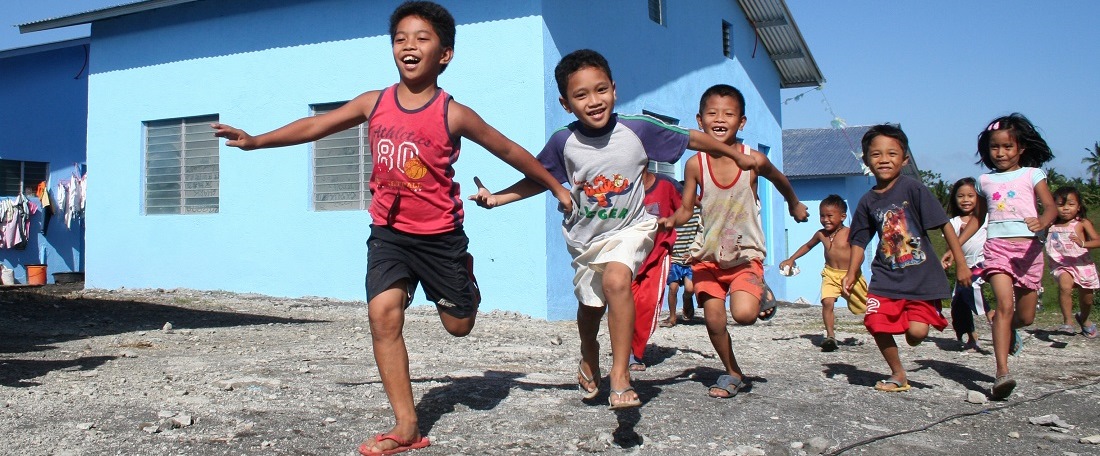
[863,293,947,335]
[692,260,764,301]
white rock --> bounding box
[808,436,831,453]
[162,322,173,332]
[1009,431,1020,438]
[791,441,804,449]
[170,414,193,428]
[1080,435,1100,444]
[966,390,988,404]
[76,422,94,430]
[157,410,177,418]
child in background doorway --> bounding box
[842,124,970,393]
[662,201,701,327]
[779,194,867,352]
[961,113,1056,400]
[941,177,992,352]
[629,170,682,371]
[1046,186,1099,338]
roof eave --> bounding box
[736,0,826,88]
[18,0,200,33]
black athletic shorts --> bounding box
[365,224,480,318]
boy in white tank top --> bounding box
[669,84,808,398]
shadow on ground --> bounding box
[0,284,325,386]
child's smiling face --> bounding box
[954,184,979,216]
[1056,193,1081,222]
[391,15,452,83]
[696,95,746,146]
[819,204,846,232]
[559,66,616,130]
[864,135,909,184]
[988,129,1023,172]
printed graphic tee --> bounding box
[849,175,951,300]
[538,114,689,249]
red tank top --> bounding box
[367,84,462,234]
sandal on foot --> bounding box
[821,337,839,352]
[608,387,642,410]
[758,282,778,322]
[990,374,1016,400]
[1076,313,1098,338]
[659,319,675,328]
[873,378,911,392]
[577,362,600,400]
[358,433,430,456]
[1055,324,1075,334]
[1010,330,1024,356]
[707,374,746,398]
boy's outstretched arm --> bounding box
[665,155,701,230]
[449,102,572,213]
[469,177,551,209]
[750,151,809,222]
[687,130,755,171]
[212,91,377,150]
[939,222,972,288]
[780,233,822,271]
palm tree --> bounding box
[1084,141,1100,185]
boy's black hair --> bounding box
[975,113,1055,170]
[698,84,746,117]
[948,177,978,217]
[389,1,456,73]
[860,124,909,165]
[820,194,847,212]
[554,49,613,98]
[1052,186,1087,219]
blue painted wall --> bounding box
[780,175,876,304]
[78,0,797,319]
[0,41,88,283]
[542,0,788,318]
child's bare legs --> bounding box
[990,274,1038,377]
[577,303,604,393]
[664,281,681,326]
[1057,273,1077,327]
[1079,289,1095,328]
[702,293,742,397]
[871,334,904,384]
[821,297,837,339]
[682,277,695,319]
[599,262,638,405]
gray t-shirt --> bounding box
[849,175,951,300]
[538,114,689,249]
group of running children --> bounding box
[209,2,1096,455]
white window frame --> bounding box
[311,102,371,211]
[648,0,665,25]
[0,159,49,197]
[143,114,220,215]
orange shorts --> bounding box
[863,293,948,335]
[692,260,764,301]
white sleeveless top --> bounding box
[690,145,765,268]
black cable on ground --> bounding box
[825,379,1100,455]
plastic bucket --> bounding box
[26,265,47,285]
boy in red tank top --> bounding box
[212,3,570,455]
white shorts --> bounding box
[567,219,657,307]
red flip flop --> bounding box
[358,433,431,456]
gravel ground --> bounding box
[1,284,1098,455]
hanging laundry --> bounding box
[36,181,53,235]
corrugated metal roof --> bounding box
[736,0,825,88]
[18,0,198,33]
[784,125,921,179]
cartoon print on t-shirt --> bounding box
[580,174,631,207]
[874,201,925,269]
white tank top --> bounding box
[690,146,765,268]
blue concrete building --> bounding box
[20,0,823,318]
[781,125,921,305]
[0,38,89,284]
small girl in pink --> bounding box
[1046,186,1099,338]
[964,113,1056,400]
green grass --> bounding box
[930,210,1100,328]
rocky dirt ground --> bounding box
[1,284,1098,456]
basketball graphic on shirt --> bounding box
[403,156,427,179]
